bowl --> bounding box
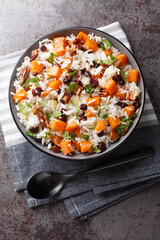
[9,26,145,160]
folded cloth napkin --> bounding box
[0,21,159,220]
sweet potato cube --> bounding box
[128,69,139,83]
[104,79,118,94]
[115,90,126,100]
[48,79,62,90]
[47,66,62,78]
[52,145,60,153]
[74,127,81,137]
[60,141,73,155]
[51,134,63,145]
[108,116,120,129]
[110,129,120,141]
[94,121,106,131]
[77,32,89,43]
[86,109,95,117]
[84,39,98,52]
[124,105,135,118]
[72,141,80,151]
[63,58,73,67]
[54,37,66,56]
[116,54,128,66]
[65,120,78,132]
[49,119,66,133]
[80,140,92,153]
[104,49,112,56]
[13,88,28,103]
[86,96,100,107]
[31,60,43,74]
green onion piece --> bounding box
[38,101,46,108]
[69,70,77,77]
[22,78,39,89]
[46,112,51,121]
[82,134,89,141]
[49,52,58,64]
[130,112,137,120]
[62,131,71,140]
[120,71,128,82]
[53,112,62,118]
[99,54,117,65]
[26,131,35,137]
[101,113,109,119]
[90,144,101,153]
[26,102,32,108]
[101,38,112,49]
[68,82,77,93]
[87,127,95,129]
[85,84,94,95]
[17,102,27,115]
[47,77,56,80]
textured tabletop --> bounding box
[0,0,160,239]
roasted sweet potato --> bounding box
[128,69,139,83]
[52,145,60,153]
[108,116,120,129]
[13,88,28,103]
[48,79,62,90]
[110,129,120,141]
[80,140,92,153]
[74,127,81,137]
[49,119,66,133]
[54,37,66,56]
[77,32,89,43]
[124,105,135,118]
[104,49,112,56]
[60,141,73,155]
[31,60,43,74]
[65,120,78,132]
[84,39,98,52]
[104,79,118,94]
[86,109,95,117]
[94,121,106,131]
[51,134,63,145]
[72,141,80,151]
[47,66,62,78]
[116,54,128,66]
[115,90,126,100]
[86,96,100,106]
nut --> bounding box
[19,68,30,85]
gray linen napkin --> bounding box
[0,22,160,220]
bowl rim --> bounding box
[9,26,145,161]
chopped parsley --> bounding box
[22,78,39,89]
[17,102,27,115]
[53,112,62,118]
[85,84,94,95]
[71,132,77,140]
[44,130,52,138]
[49,52,58,64]
[46,112,51,121]
[90,145,101,153]
[82,134,89,141]
[38,101,46,108]
[87,127,95,129]
[68,82,77,93]
[62,131,71,140]
[116,113,138,135]
[26,131,35,137]
[69,70,77,77]
[100,54,117,65]
[71,101,81,116]
[26,102,32,108]
[98,106,108,119]
[101,113,109,119]
[101,38,112,50]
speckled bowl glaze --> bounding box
[9,26,145,160]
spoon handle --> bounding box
[83,147,155,175]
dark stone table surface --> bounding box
[0,1,160,239]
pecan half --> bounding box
[19,68,30,85]
[30,54,38,62]
[110,129,120,141]
[31,49,39,56]
[113,60,121,68]
[77,88,82,96]
[33,106,48,129]
[63,93,71,104]
[99,88,107,97]
[52,145,60,153]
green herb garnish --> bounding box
[87,127,95,129]
[71,132,77,140]
[26,131,35,137]
[49,52,58,64]
[53,112,62,118]
[98,106,106,117]
[120,71,128,82]
[38,101,46,108]
[101,113,109,119]
[46,112,51,121]
[71,101,81,116]
[116,113,137,135]
[26,102,32,108]
[101,38,112,50]
[22,78,39,89]
[17,102,27,115]
[47,77,56,80]
[85,84,94,95]
[99,54,117,65]
[90,144,101,153]
[69,70,77,77]
[44,130,52,138]
[62,131,71,141]
[68,82,77,93]
[82,134,89,141]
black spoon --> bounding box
[27,147,155,199]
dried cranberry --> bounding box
[80,104,87,110]
[57,88,61,94]
[77,80,85,89]
[81,68,86,75]
[116,101,127,108]
[97,41,103,48]
[90,61,100,68]
[40,45,47,52]
[112,75,125,86]
[79,46,86,51]
[70,50,77,56]
[73,38,81,44]
[133,100,141,110]
[98,142,106,152]
[97,131,104,137]
[32,87,43,97]
[60,108,66,113]
[63,76,72,85]
[90,77,99,88]
[59,114,67,123]
[79,112,87,121]
[84,71,92,78]
[87,50,92,54]
[29,127,39,133]
[34,138,42,144]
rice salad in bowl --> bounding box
[12,31,141,155]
